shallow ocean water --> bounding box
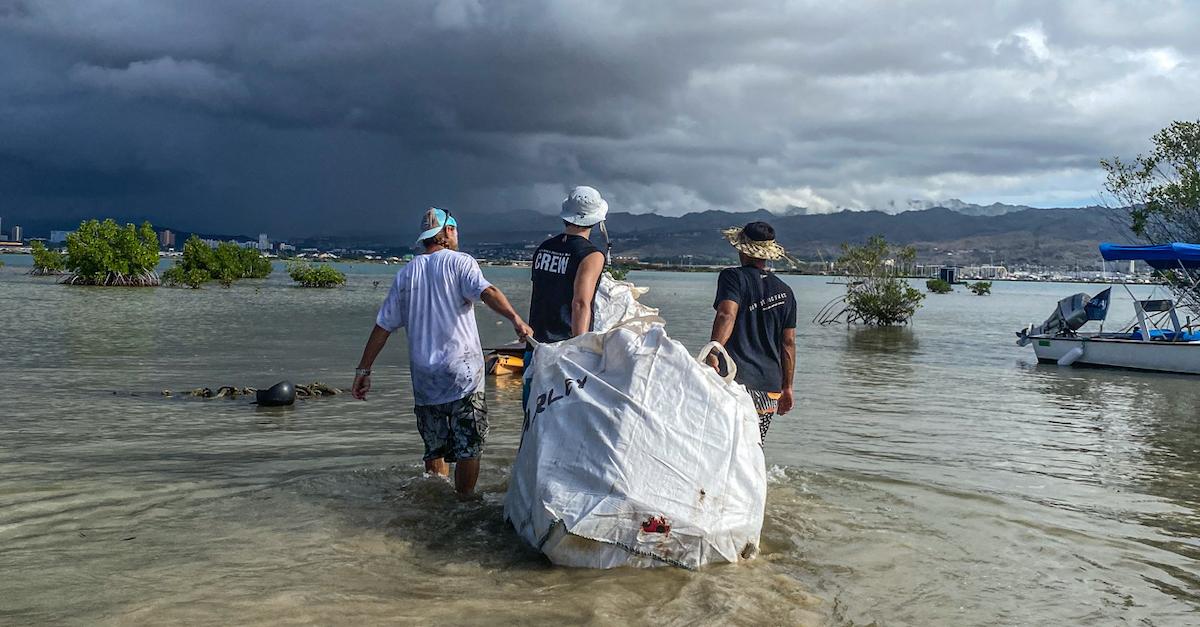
[1,256,1197,626]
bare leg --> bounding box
[453,458,480,496]
[425,458,449,477]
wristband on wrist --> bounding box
[355,368,372,377]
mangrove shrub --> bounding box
[815,236,924,326]
[63,219,161,286]
[30,240,66,275]
[926,278,953,294]
[162,267,212,289]
[164,236,272,288]
[968,281,992,295]
[606,265,632,281]
[287,261,346,288]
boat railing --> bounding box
[1127,298,1191,342]
[1160,258,1200,318]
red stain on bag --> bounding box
[641,516,670,535]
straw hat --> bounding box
[722,221,787,261]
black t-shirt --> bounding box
[529,234,602,343]
[713,266,797,392]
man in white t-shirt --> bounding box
[352,207,531,496]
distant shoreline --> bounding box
[2,250,1158,287]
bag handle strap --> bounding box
[696,341,737,384]
[526,315,663,349]
[614,314,666,328]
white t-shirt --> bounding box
[376,249,493,406]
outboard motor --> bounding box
[256,381,296,406]
[1016,293,1092,346]
[1048,293,1091,335]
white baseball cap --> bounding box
[559,186,609,227]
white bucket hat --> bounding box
[559,186,609,227]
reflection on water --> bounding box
[0,264,1197,625]
[839,326,920,385]
[843,325,920,354]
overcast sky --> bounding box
[2,0,1197,236]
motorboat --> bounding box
[486,352,525,376]
[485,340,527,376]
[1016,243,1200,374]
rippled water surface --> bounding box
[1,257,1198,626]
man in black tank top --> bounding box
[524,186,608,409]
[529,231,604,342]
[529,185,609,342]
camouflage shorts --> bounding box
[748,389,781,443]
[414,392,489,463]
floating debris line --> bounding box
[160,382,342,399]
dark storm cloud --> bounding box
[70,57,249,110]
[1,0,1198,236]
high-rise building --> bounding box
[158,229,175,248]
[10,226,22,242]
[50,230,72,243]
[258,233,270,251]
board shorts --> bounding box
[748,390,782,443]
[414,391,489,463]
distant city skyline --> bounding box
[2,2,1197,236]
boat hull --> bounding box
[486,353,525,376]
[1029,336,1200,374]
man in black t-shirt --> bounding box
[709,221,797,442]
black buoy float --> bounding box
[256,381,296,406]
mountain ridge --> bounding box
[5,203,1131,267]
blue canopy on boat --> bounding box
[1098,242,1200,269]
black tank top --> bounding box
[529,234,602,343]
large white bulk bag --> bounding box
[504,321,767,569]
[592,274,660,332]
